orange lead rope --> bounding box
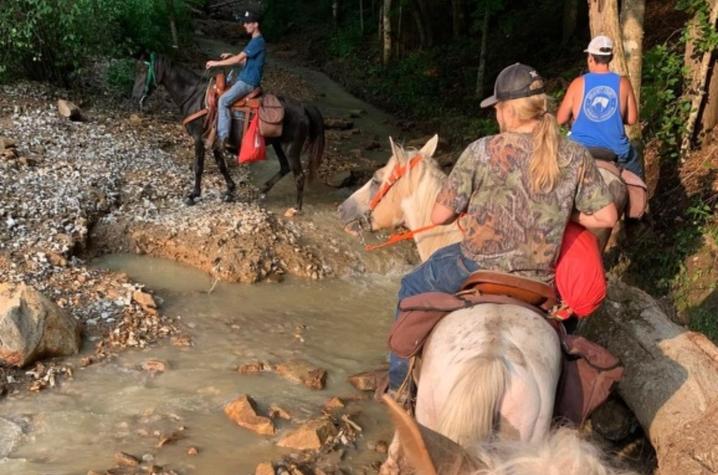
[364,213,466,252]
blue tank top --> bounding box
[570,72,630,158]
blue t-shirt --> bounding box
[569,72,630,158]
[238,35,266,87]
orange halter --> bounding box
[365,153,463,252]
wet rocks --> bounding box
[114,451,140,467]
[132,290,158,315]
[0,417,23,457]
[348,368,387,392]
[268,404,292,420]
[591,398,636,442]
[276,417,338,451]
[238,360,270,374]
[273,359,327,390]
[256,462,276,475]
[141,359,168,374]
[224,394,276,435]
[0,282,81,367]
[323,397,345,412]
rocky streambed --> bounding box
[0,47,430,474]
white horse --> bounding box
[339,136,563,472]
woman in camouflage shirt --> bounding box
[388,63,618,390]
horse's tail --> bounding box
[303,104,325,182]
[438,353,509,447]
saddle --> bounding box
[182,72,284,145]
[588,147,648,220]
[460,270,558,309]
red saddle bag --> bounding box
[238,112,266,164]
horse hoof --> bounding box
[184,196,196,206]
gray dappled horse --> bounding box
[132,54,325,209]
[339,136,562,474]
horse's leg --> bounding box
[288,141,306,211]
[260,140,290,194]
[185,137,205,206]
[212,148,236,202]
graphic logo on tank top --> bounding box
[583,85,618,122]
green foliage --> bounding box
[327,23,363,58]
[0,0,200,83]
[641,44,690,159]
[677,0,718,54]
[106,58,137,97]
[689,308,718,343]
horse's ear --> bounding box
[383,395,438,475]
[419,134,439,158]
[383,395,487,475]
[388,136,404,163]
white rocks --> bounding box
[0,282,82,367]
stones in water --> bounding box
[273,359,327,390]
[0,283,82,367]
[0,417,23,458]
[276,417,338,451]
[255,462,276,475]
[224,394,276,435]
[348,368,387,392]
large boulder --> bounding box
[0,283,82,367]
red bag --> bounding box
[555,222,607,317]
[238,112,266,164]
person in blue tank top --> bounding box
[205,9,266,152]
[557,35,643,178]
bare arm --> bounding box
[205,51,247,69]
[622,77,638,125]
[431,202,459,225]
[557,79,580,126]
[571,202,618,228]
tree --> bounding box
[475,5,490,98]
[383,0,392,65]
[452,0,467,38]
[587,0,645,140]
[681,0,718,151]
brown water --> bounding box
[0,254,405,475]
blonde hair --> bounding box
[502,80,561,194]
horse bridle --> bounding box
[139,52,158,110]
[368,153,424,211]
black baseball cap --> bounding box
[240,10,260,23]
[480,63,545,108]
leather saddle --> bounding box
[460,270,557,309]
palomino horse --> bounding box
[383,395,635,475]
[338,136,562,472]
[131,54,325,209]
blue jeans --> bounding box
[618,143,644,179]
[389,243,480,389]
[217,79,255,141]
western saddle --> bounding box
[459,270,557,311]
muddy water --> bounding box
[1,255,406,475]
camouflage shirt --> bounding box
[435,132,612,284]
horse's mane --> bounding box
[395,144,448,227]
[470,427,636,475]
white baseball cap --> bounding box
[585,35,613,55]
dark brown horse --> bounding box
[131,54,325,209]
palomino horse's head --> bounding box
[338,135,439,236]
[131,53,160,111]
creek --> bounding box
[1,254,405,474]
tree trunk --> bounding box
[475,7,490,98]
[396,4,403,58]
[681,0,718,152]
[581,280,718,474]
[587,0,628,76]
[588,0,639,138]
[333,0,340,26]
[411,4,427,48]
[451,0,467,38]
[620,0,645,140]
[413,0,434,47]
[699,59,718,137]
[383,0,392,65]
[166,0,179,49]
[360,0,365,33]
[561,0,578,46]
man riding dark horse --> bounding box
[205,9,266,160]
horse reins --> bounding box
[364,153,464,252]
